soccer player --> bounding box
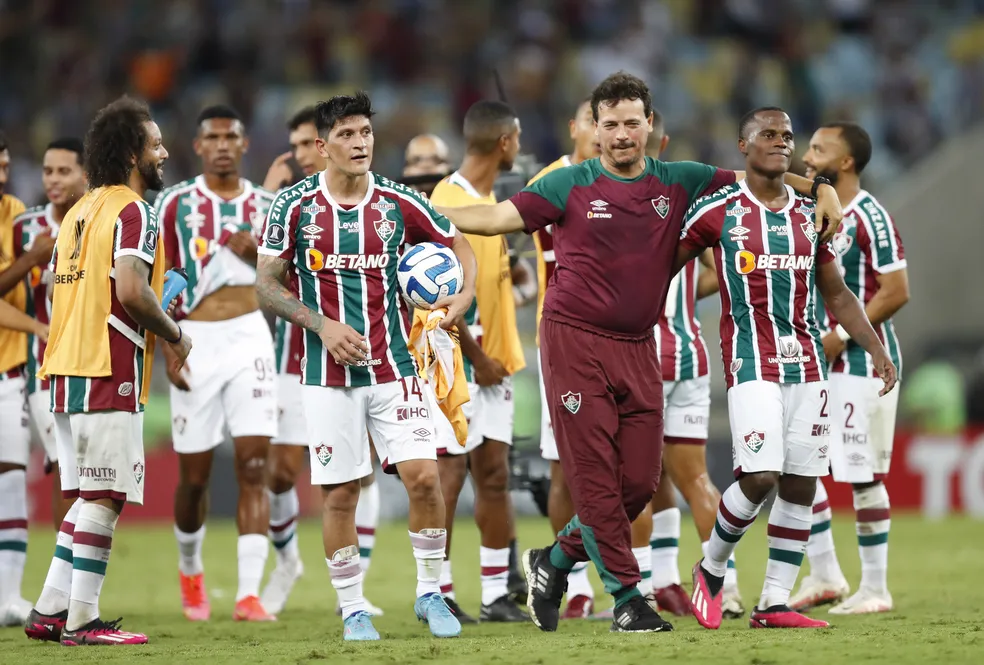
[155,105,278,622]
[260,106,384,617]
[255,91,476,641]
[791,122,909,615]
[26,95,192,645]
[403,134,451,197]
[433,72,844,634]
[530,97,601,620]
[427,100,528,623]
[679,107,896,630]
[5,139,87,532]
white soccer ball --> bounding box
[397,242,464,309]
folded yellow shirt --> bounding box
[409,309,469,447]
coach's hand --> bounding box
[163,339,192,391]
[433,289,473,331]
[814,184,843,244]
[872,349,897,397]
[474,355,507,387]
[319,317,369,366]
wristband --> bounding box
[811,176,832,199]
[167,327,182,345]
[834,324,851,342]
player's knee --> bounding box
[321,480,360,513]
[237,454,268,488]
[360,470,376,487]
[403,463,441,504]
[739,471,779,503]
[475,461,509,498]
[269,466,295,494]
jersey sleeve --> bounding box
[11,218,25,259]
[154,190,181,268]
[399,191,457,247]
[258,188,300,260]
[664,162,737,208]
[862,205,906,273]
[679,198,724,252]
[817,242,837,264]
[114,201,160,265]
[511,167,572,234]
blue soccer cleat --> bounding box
[343,611,380,641]
[414,592,462,638]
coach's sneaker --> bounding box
[722,586,746,619]
[60,617,148,645]
[261,557,304,615]
[690,560,724,629]
[0,596,32,626]
[789,574,850,612]
[561,594,594,619]
[522,547,568,632]
[414,592,461,638]
[24,608,67,642]
[611,594,674,633]
[233,595,276,622]
[653,583,691,617]
[479,596,529,623]
[749,605,829,628]
[179,572,210,621]
[343,611,380,641]
[828,588,893,615]
[442,596,477,624]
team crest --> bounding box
[314,443,333,467]
[133,461,144,485]
[800,220,818,243]
[831,232,853,256]
[561,391,581,415]
[743,430,766,454]
[173,416,187,435]
[651,196,670,219]
[374,214,396,242]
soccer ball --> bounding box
[397,242,464,308]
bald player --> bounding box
[403,135,450,197]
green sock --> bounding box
[613,585,642,609]
[548,543,576,571]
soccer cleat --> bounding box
[653,583,691,617]
[261,557,304,616]
[508,568,529,606]
[828,588,893,615]
[0,596,33,627]
[749,604,830,628]
[789,574,850,612]
[414,592,462,638]
[690,560,723,629]
[611,594,674,633]
[522,547,568,632]
[24,608,67,642]
[343,611,381,641]
[722,586,746,619]
[588,606,613,621]
[479,596,530,622]
[335,597,385,617]
[60,617,148,645]
[561,594,594,619]
[233,595,276,622]
[179,572,211,621]
[442,596,477,624]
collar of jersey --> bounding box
[43,202,61,232]
[194,175,254,206]
[448,171,487,200]
[841,188,870,217]
[319,170,376,212]
[738,178,796,215]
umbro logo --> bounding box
[589,199,608,209]
[301,223,323,240]
[729,225,750,241]
[413,428,431,438]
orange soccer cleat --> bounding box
[179,572,211,622]
[233,595,276,622]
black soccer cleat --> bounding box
[522,546,568,632]
[480,595,530,623]
[507,569,529,606]
[611,595,674,633]
[442,596,477,624]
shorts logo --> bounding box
[743,430,765,454]
[133,461,144,485]
[397,406,429,421]
[314,443,333,466]
[847,452,866,465]
[118,382,133,397]
[818,444,829,460]
[412,428,430,438]
[652,196,670,219]
[173,416,187,435]
[812,423,830,436]
[562,391,581,414]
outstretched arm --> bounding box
[435,200,525,236]
[732,170,842,242]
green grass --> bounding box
[4,514,982,664]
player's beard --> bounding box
[814,168,839,186]
[138,156,165,191]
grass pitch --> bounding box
[3,513,982,664]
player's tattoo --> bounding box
[255,255,325,334]
[115,255,181,341]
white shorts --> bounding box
[170,310,278,453]
[537,350,558,461]
[828,373,900,483]
[28,389,58,460]
[0,376,30,466]
[273,373,307,446]
[664,374,711,441]
[728,380,830,478]
[303,376,439,485]
[446,377,514,456]
[54,411,146,504]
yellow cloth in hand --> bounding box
[409,308,469,447]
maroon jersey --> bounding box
[511,157,735,337]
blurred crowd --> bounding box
[2,0,984,206]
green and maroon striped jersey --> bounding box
[655,258,709,381]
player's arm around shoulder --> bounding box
[433,199,525,237]
[674,189,730,275]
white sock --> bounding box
[36,499,81,615]
[236,534,269,601]
[269,489,300,562]
[0,469,28,604]
[175,525,205,576]
[409,529,445,597]
[854,484,891,593]
[760,498,811,609]
[68,502,119,630]
[702,541,739,589]
[328,545,367,619]
[632,546,652,596]
[704,483,765,578]
[650,507,681,589]
[806,480,844,582]
[439,559,455,599]
[479,546,510,606]
[355,482,380,574]
[566,561,594,599]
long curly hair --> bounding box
[84,96,153,188]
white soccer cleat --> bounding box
[260,557,304,616]
[789,575,850,612]
[0,596,33,627]
[828,588,892,615]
